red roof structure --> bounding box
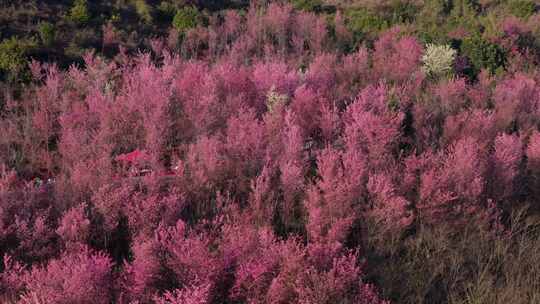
[115,149,149,164]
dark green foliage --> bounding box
[69,0,91,25]
[450,0,481,14]
[346,8,388,42]
[509,0,536,18]
[64,28,100,61]
[387,94,400,113]
[423,0,453,17]
[448,0,481,32]
[387,0,418,24]
[38,22,56,47]
[461,34,506,75]
[291,0,323,12]
[415,0,453,43]
[133,0,154,24]
[0,37,36,81]
[157,1,177,22]
[172,6,200,31]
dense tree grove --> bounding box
[1,1,540,303]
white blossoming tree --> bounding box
[422,44,457,78]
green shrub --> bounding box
[38,22,56,47]
[448,0,481,33]
[387,0,419,24]
[172,6,200,32]
[69,0,90,25]
[461,34,506,74]
[346,8,388,42]
[415,0,453,43]
[291,0,323,12]
[64,28,99,61]
[157,1,176,21]
[0,37,35,74]
[419,0,453,19]
[509,0,536,18]
[133,0,154,24]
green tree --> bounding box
[69,0,91,25]
[157,1,177,22]
[387,0,418,24]
[461,34,506,75]
[172,6,200,32]
[133,0,154,24]
[38,22,56,47]
[415,0,453,43]
[448,0,480,33]
[508,0,536,18]
[346,8,388,42]
[0,37,36,81]
[291,0,323,12]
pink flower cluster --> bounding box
[1,3,540,303]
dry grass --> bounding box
[364,207,540,304]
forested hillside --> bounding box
[1,1,540,303]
